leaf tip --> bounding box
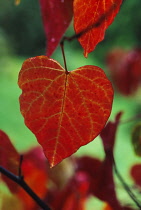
[84,51,88,58]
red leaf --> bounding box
[0,130,19,193]
[48,170,88,210]
[73,0,122,57]
[22,146,47,170]
[96,155,121,209]
[76,156,135,210]
[76,156,122,210]
[18,161,48,210]
[76,156,102,194]
[18,56,113,167]
[130,164,141,187]
[98,112,122,209]
[100,111,122,152]
[107,48,141,95]
[39,0,73,57]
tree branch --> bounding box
[0,166,51,210]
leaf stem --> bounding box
[113,161,141,209]
[0,166,51,210]
[60,40,69,74]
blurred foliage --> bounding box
[0,0,141,162]
[0,0,45,56]
[132,123,141,157]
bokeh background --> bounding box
[0,0,141,209]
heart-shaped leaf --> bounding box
[18,56,113,167]
[73,0,122,57]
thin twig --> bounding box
[113,161,141,209]
[0,166,51,210]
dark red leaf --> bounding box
[47,170,88,210]
[100,111,122,152]
[96,155,121,209]
[76,156,102,194]
[130,164,141,187]
[107,48,141,95]
[98,112,122,209]
[0,130,19,193]
[18,56,113,167]
[76,156,122,210]
[39,0,73,57]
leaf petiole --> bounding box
[60,39,69,74]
